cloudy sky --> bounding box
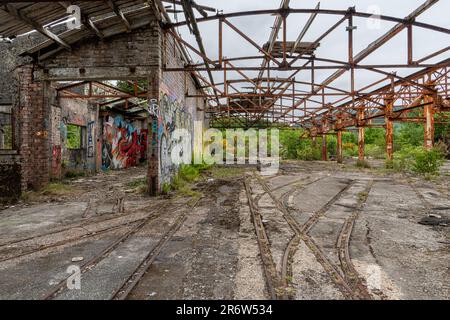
[168,0,449,113]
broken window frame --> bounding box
[0,104,14,151]
[66,123,86,150]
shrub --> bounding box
[412,148,445,175]
[365,144,385,159]
[392,146,445,175]
[297,145,322,161]
[356,159,371,168]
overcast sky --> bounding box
[168,0,450,111]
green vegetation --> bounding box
[66,124,82,149]
[392,145,445,176]
[1,124,13,149]
[164,163,211,198]
[116,80,149,94]
[126,177,148,194]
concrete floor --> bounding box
[0,161,448,300]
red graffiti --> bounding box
[51,145,62,178]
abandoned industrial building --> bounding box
[0,0,448,301]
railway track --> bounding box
[0,209,167,264]
[0,202,163,248]
[244,179,283,300]
[251,174,374,300]
[335,181,374,300]
[112,196,203,300]
[41,198,198,300]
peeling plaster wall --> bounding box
[52,98,98,177]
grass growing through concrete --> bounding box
[207,166,248,179]
[21,182,75,202]
[126,177,148,194]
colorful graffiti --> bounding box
[87,121,95,158]
[157,93,193,186]
[102,115,148,170]
[51,145,62,178]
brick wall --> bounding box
[43,27,160,69]
[15,65,51,191]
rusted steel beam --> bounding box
[424,94,435,150]
[180,0,219,104]
[222,19,282,67]
[357,109,365,161]
[291,2,320,56]
[256,0,290,82]
[322,133,328,161]
[168,7,450,35]
[385,95,394,163]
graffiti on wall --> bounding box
[87,121,95,158]
[157,93,193,186]
[102,115,147,170]
[51,145,62,178]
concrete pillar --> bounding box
[385,97,394,162]
[424,94,435,150]
[322,134,328,161]
[358,110,365,161]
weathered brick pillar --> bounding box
[16,64,51,191]
[147,68,160,196]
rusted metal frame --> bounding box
[105,0,131,31]
[288,14,348,67]
[285,63,441,125]
[191,71,223,95]
[416,46,450,64]
[247,76,297,124]
[179,0,220,106]
[222,18,282,67]
[225,60,262,92]
[161,0,216,14]
[167,29,216,67]
[56,81,89,91]
[282,14,287,66]
[168,7,450,35]
[286,1,443,125]
[58,1,104,39]
[2,3,71,50]
[218,18,223,66]
[362,67,436,94]
[256,0,290,86]
[247,60,312,124]
[291,2,320,56]
[407,23,413,65]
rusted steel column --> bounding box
[358,110,365,161]
[322,134,328,161]
[337,130,343,164]
[385,96,394,162]
[424,94,435,150]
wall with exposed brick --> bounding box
[1,12,207,200]
[151,32,206,188]
[15,65,51,191]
